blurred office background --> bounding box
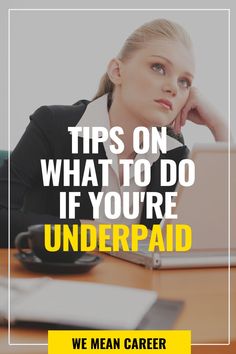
[0,5,234,151]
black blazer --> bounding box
[0,100,189,247]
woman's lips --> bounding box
[155,99,173,110]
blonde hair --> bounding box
[93,18,192,101]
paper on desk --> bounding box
[10,279,157,329]
[0,277,50,324]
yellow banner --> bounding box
[48,330,191,354]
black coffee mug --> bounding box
[15,224,83,263]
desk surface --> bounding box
[0,249,236,354]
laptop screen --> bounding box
[163,143,236,251]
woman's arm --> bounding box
[173,87,230,141]
[0,106,80,248]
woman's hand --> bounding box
[173,87,229,141]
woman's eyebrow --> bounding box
[150,55,194,79]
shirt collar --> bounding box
[76,94,110,136]
[76,94,183,155]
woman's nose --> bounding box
[162,80,177,96]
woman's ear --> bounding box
[107,58,122,85]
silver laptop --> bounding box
[107,143,236,269]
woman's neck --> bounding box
[108,95,145,159]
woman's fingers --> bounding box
[180,110,186,127]
[173,112,182,134]
[181,101,192,123]
[182,96,198,125]
[172,87,200,134]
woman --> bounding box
[0,19,228,247]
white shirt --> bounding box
[76,94,182,225]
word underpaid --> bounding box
[44,224,192,252]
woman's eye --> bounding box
[152,63,165,75]
[179,78,191,89]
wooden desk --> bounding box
[0,249,235,353]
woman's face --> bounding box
[116,38,195,127]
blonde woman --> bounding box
[0,19,228,247]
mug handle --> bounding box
[15,231,31,256]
